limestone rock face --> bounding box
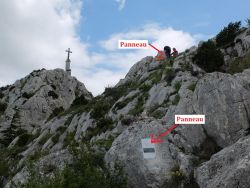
[222,28,250,65]
[117,56,154,86]
[234,28,250,57]
[2,28,250,187]
[105,49,250,187]
[196,135,250,188]
[193,71,250,147]
[105,119,177,188]
[0,68,92,146]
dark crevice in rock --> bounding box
[192,129,222,166]
[48,91,59,99]
[245,127,250,135]
[242,101,250,130]
[161,164,200,188]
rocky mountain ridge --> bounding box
[0,28,250,188]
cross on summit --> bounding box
[65,48,72,76]
[65,48,72,61]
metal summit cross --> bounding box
[65,48,72,76]
[65,48,72,61]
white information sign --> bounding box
[141,138,156,159]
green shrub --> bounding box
[149,69,163,84]
[60,98,94,117]
[51,134,60,144]
[22,92,34,99]
[113,100,128,112]
[53,107,64,116]
[104,81,138,104]
[151,110,165,119]
[227,53,250,74]
[120,116,134,126]
[0,92,4,98]
[139,84,151,92]
[47,107,64,121]
[129,95,146,116]
[188,83,197,92]
[0,85,10,91]
[17,133,34,147]
[246,18,250,28]
[113,95,136,112]
[163,165,185,188]
[23,146,127,188]
[216,21,241,47]
[174,81,181,92]
[28,150,49,162]
[96,117,114,131]
[129,92,149,116]
[164,68,176,84]
[90,99,110,120]
[1,125,27,147]
[193,40,224,72]
[64,115,75,126]
[43,164,57,174]
[172,95,180,106]
[63,132,75,147]
[85,117,114,140]
[168,166,184,179]
[180,62,192,72]
[85,98,115,140]
[56,126,67,134]
[94,136,115,150]
[72,95,88,106]
[0,157,9,177]
[0,102,7,114]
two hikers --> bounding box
[147,46,178,71]
[155,46,178,61]
[164,46,178,59]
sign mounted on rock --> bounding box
[141,138,156,159]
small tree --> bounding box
[193,40,224,73]
[216,21,241,47]
[246,18,250,28]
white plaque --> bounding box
[141,138,156,159]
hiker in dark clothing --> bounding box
[164,46,171,59]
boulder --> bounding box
[196,135,250,188]
[193,72,250,147]
[105,119,177,188]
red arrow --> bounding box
[149,43,165,56]
[150,124,180,144]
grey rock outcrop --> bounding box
[196,135,250,188]
[193,70,250,147]
[105,119,177,188]
[117,56,154,86]
[0,68,92,146]
[2,27,250,188]
[222,28,250,66]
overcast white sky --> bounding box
[0,0,201,96]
